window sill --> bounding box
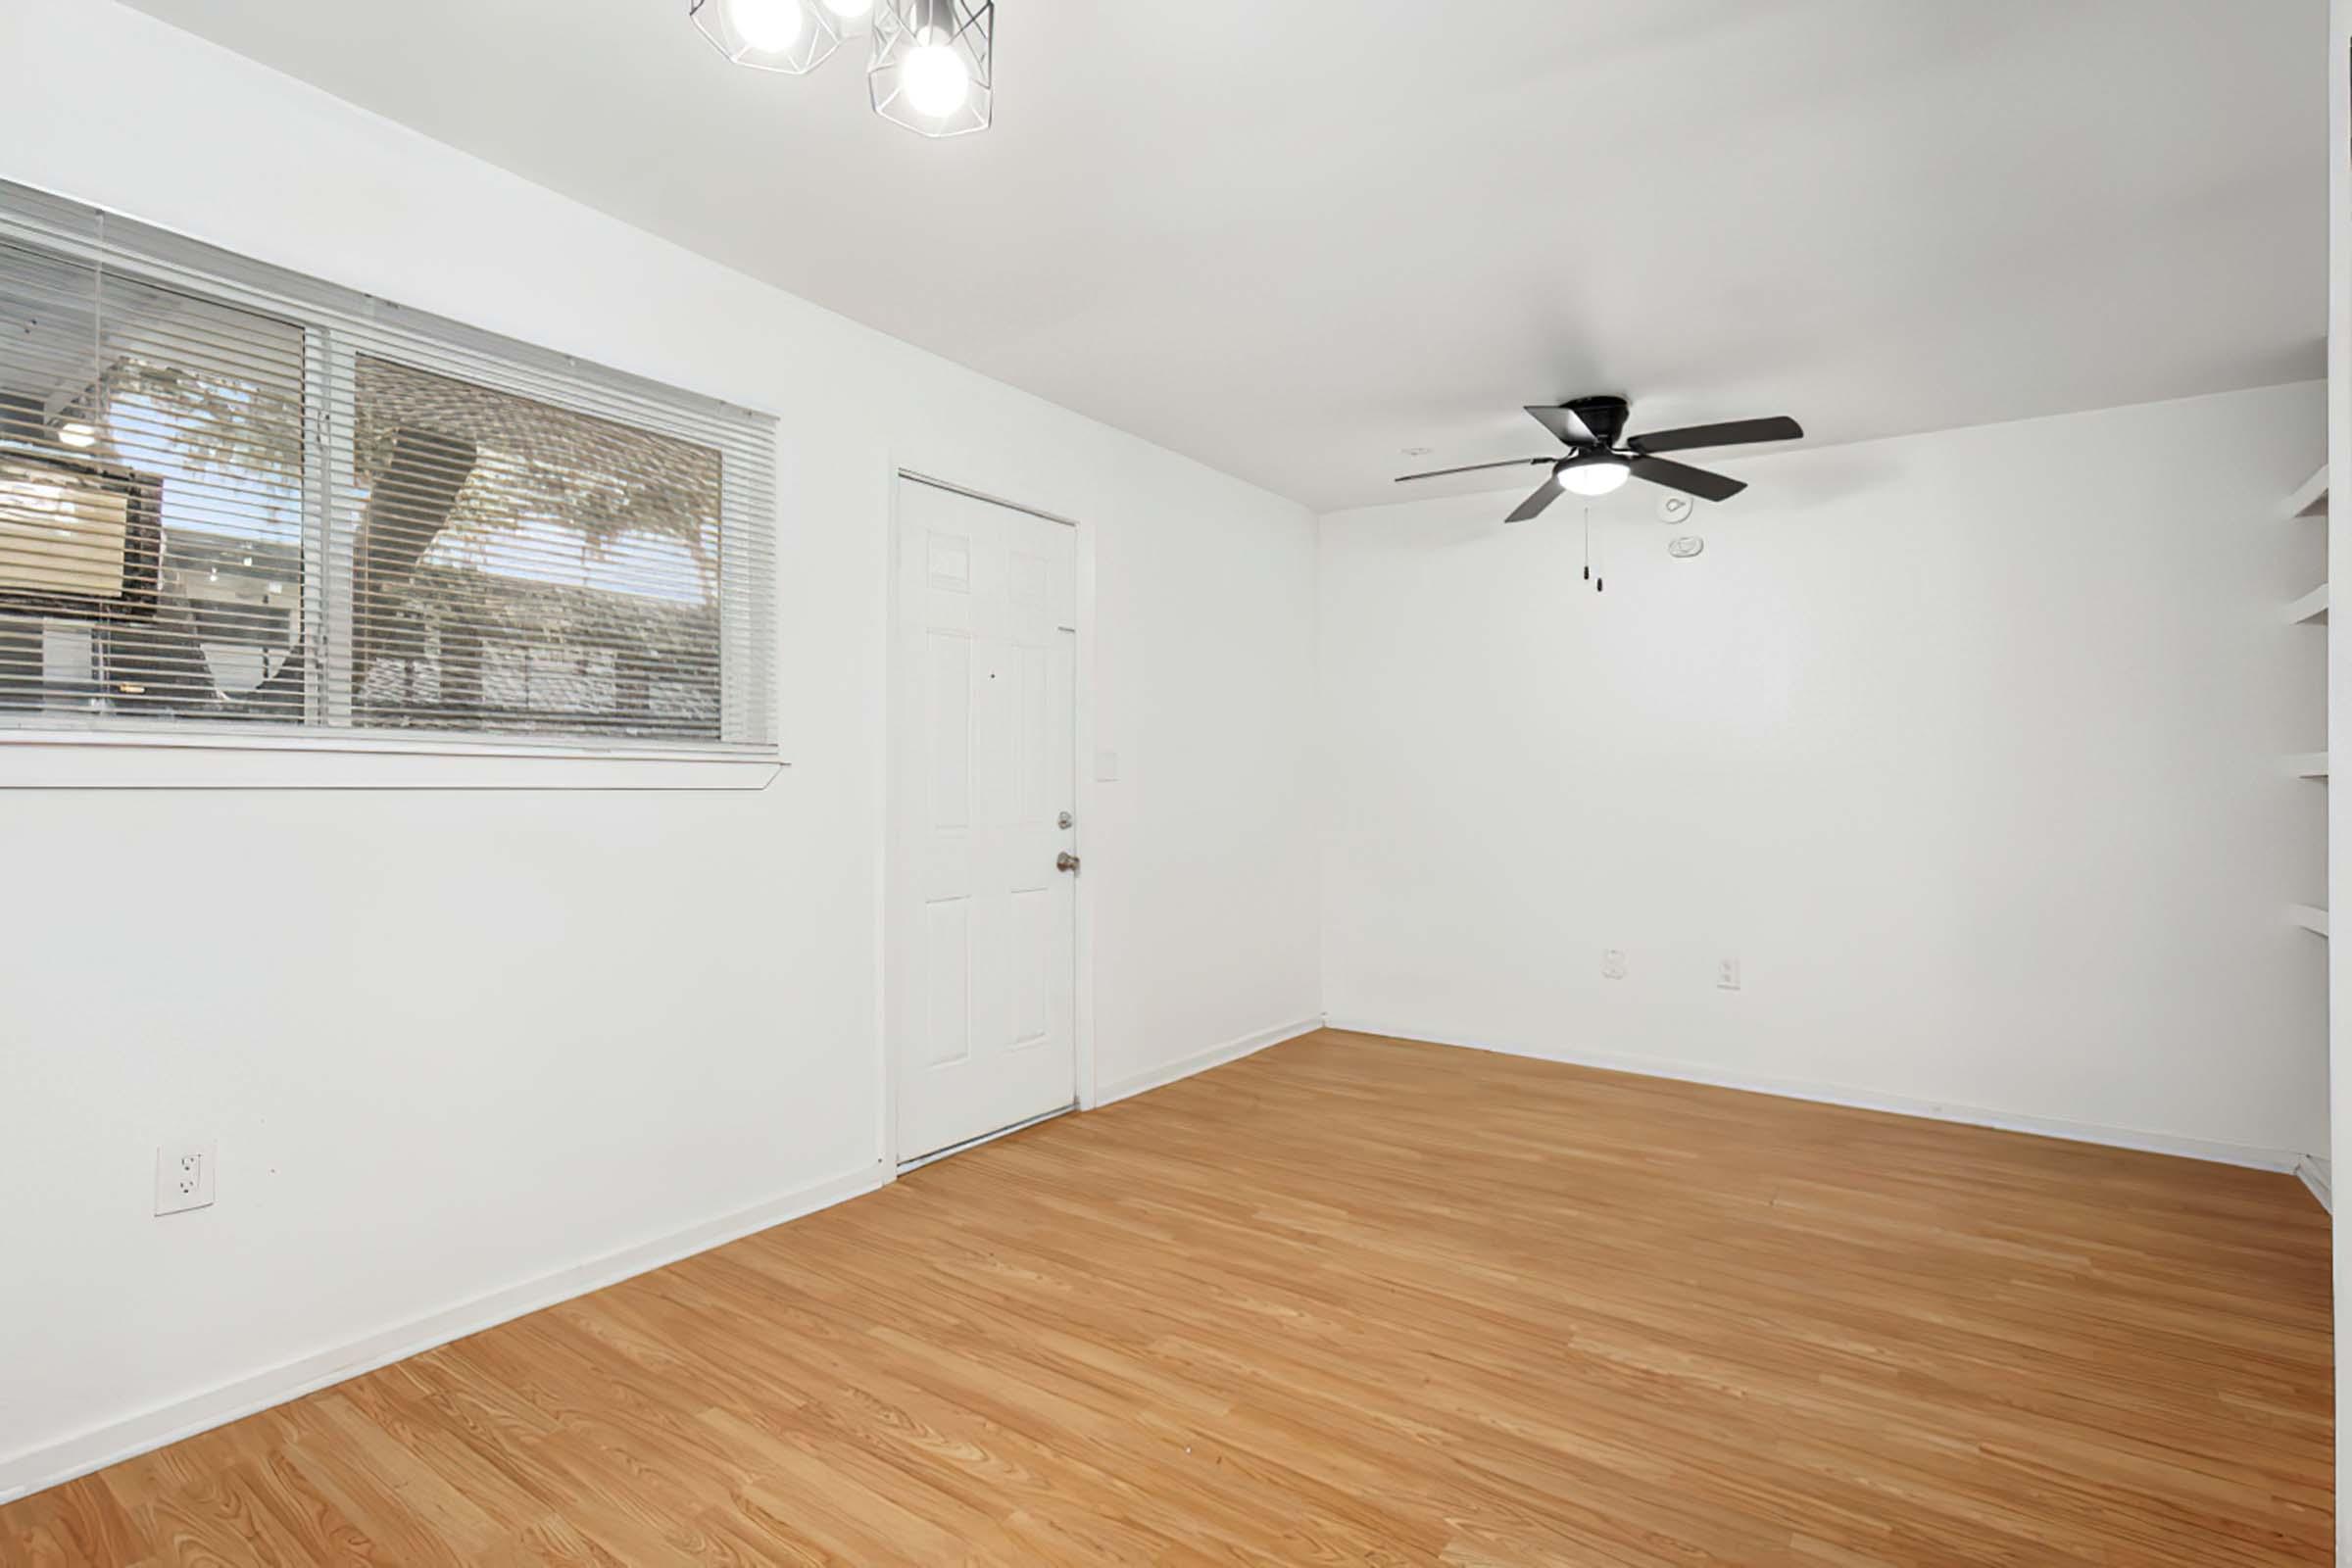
[0,729,785,791]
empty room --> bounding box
[0,2,2344,1564]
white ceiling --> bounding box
[122,0,2328,512]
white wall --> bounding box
[2326,9,2349,1562]
[1321,383,2328,1163]
[0,1,1320,1496]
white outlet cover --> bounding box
[1718,957,1742,991]
[155,1142,217,1216]
[1601,949,1629,980]
[1094,749,1120,782]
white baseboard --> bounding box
[13,1017,2299,1508]
[0,1162,890,1508]
[4,1014,1331,1508]
[1322,1018,2307,1174]
[1098,1015,1325,1106]
[2298,1155,2333,1212]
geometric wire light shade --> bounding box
[689,0,843,75]
[818,0,881,41]
[870,0,994,138]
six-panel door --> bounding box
[892,478,1078,1163]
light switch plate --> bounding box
[155,1142,216,1216]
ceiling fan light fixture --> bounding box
[871,0,994,137]
[1397,401,1799,521]
[1556,454,1631,497]
[690,0,842,75]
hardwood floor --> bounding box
[2,1029,2331,1566]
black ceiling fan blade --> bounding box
[1505,480,1563,523]
[1395,457,1555,483]
[1630,455,1746,503]
[1628,416,1803,456]
[1524,405,1595,447]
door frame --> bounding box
[880,466,1100,1171]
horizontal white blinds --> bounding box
[0,231,312,728]
[0,181,778,755]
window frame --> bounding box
[0,182,782,791]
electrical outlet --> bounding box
[155,1142,216,1216]
[1718,957,1742,991]
[1601,950,1629,981]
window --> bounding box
[0,182,777,763]
[347,357,727,741]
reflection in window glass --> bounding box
[0,238,307,721]
[351,356,723,741]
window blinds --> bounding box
[0,181,778,756]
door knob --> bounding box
[1056,852,1081,874]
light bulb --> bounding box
[725,0,805,53]
[901,30,971,118]
[57,421,96,450]
[821,0,872,16]
[1556,456,1631,497]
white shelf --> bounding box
[2282,465,2330,521]
[2287,752,2331,780]
[2292,904,2330,938]
[2285,583,2329,625]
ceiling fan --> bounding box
[1396,396,1803,522]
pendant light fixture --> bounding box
[819,0,879,40]
[690,0,843,75]
[688,0,993,136]
[870,0,994,137]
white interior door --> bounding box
[891,476,1079,1164]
